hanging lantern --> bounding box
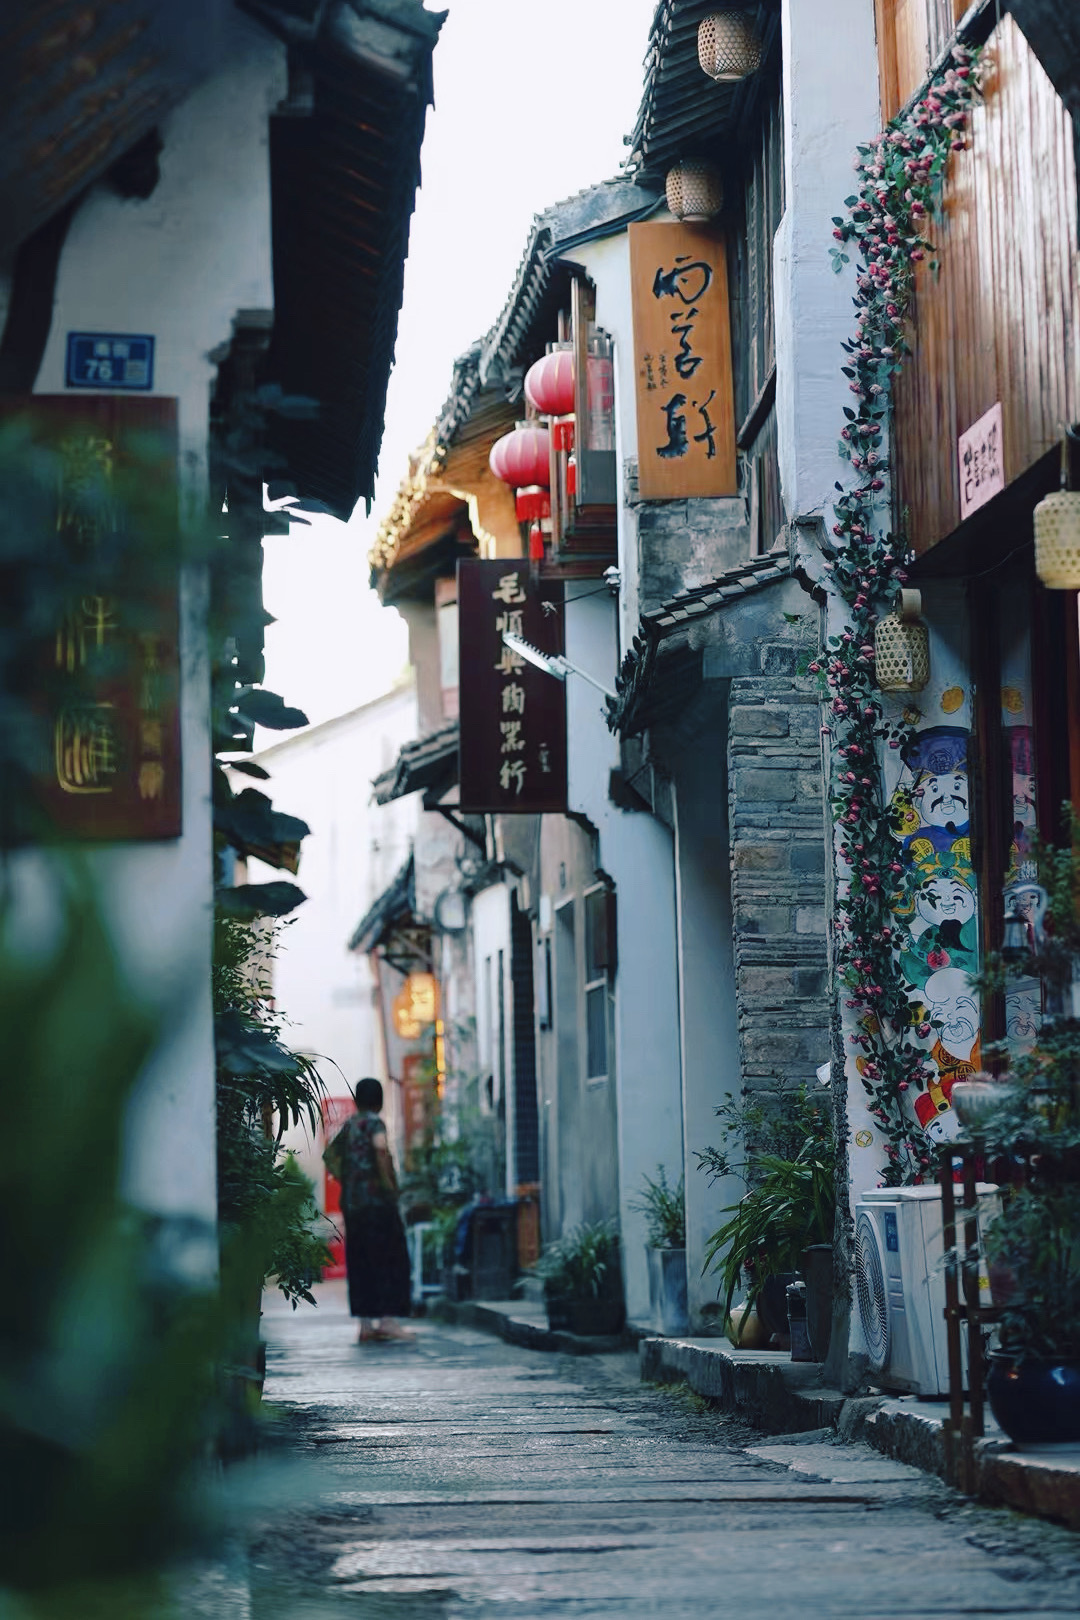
[524,349,575,418]
[489,423,551,489]
[514,485,550,523]
[665,160,724,221]
[1034,490,1080,589]
[552,415,575,453]
[566,453,577,498]
[698,11,762,82]
[874,588,930,693]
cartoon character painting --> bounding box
[1007,725,1036,870]
[899,726,970,852]
[898,842,978,987]
[889,725,980,1147]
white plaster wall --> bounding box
[36,13,286,516]
[243,684,420,1196]
[18,15,289,1258]
[775,0,881,524]
[569,230,647,667]
[470,881,514,1193]
[673,742,745,1330]
[564,591,682,1324]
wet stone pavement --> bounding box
[242,1281,1080,1619]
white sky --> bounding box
[259,0,658,734]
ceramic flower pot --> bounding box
[726,1303,768,1349]
[951,1075,1015,1129]
[986,1352,1080,1446]
[545,1274,624,1337]
[646,1245,689,1336]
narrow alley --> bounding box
[247,1285,1080,1618]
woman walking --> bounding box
[324,1077,414,1342]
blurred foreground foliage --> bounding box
[214,912,330,1311]
[0,880,327,1617]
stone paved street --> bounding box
[245,1283,1080,1619]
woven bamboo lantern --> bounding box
[698,11,762,82]
[1034,490,1080,589]
[874,589,930,693]
[665,160,724,221]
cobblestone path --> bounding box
[247,1282,1080,1619]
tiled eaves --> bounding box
[608,550,792,735]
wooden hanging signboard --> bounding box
[629,221,736,500]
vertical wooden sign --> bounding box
[629,221,736,500]
[0,395,182,841]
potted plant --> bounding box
[532,1220,624,1336]
[631,1166,688,1336]
[969,819,1080,1445]
[698,1087,835,1356]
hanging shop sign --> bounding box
[457,558,567,815]
[0,394,182,841]
[957,401,1004,521]
[629,220,736,500]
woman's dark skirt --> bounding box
[343,1202,411,1318]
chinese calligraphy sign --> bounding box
[629,222,736,500]
[1,395,181,841]
[457,560,568,815]
[957,401,1004,522]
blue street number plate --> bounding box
[65,332,154,391]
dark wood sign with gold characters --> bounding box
[0,395,182,841]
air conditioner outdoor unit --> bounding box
[854,1184,999,1397]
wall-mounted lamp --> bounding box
[665,160,724,221]
[502,631,616,701]
[697,11,762,83]
[874,588,930,693]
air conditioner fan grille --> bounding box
[855,1211,889,1373]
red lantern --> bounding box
[524,349,575,417]
[515,485,550,523]
[489,424,551,489]
[566,453,576,498]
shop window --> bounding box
[584,885,614,1083]
[874,0,967,123]
[731,81,783,553]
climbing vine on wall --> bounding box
[811,43,983,1184]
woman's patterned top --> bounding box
[330,1112,396,1212]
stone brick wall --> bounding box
[727,671,831,1095]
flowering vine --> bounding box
[809,43,983,1184]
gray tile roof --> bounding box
[625,1,779,181]
[608,547,791,735]
[371,720,458,805]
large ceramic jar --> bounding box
[986,1352,1080,1445]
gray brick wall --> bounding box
[728,671,830,1095]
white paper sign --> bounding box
[958,401,1004,520]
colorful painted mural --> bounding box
[885,705,980,1148]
